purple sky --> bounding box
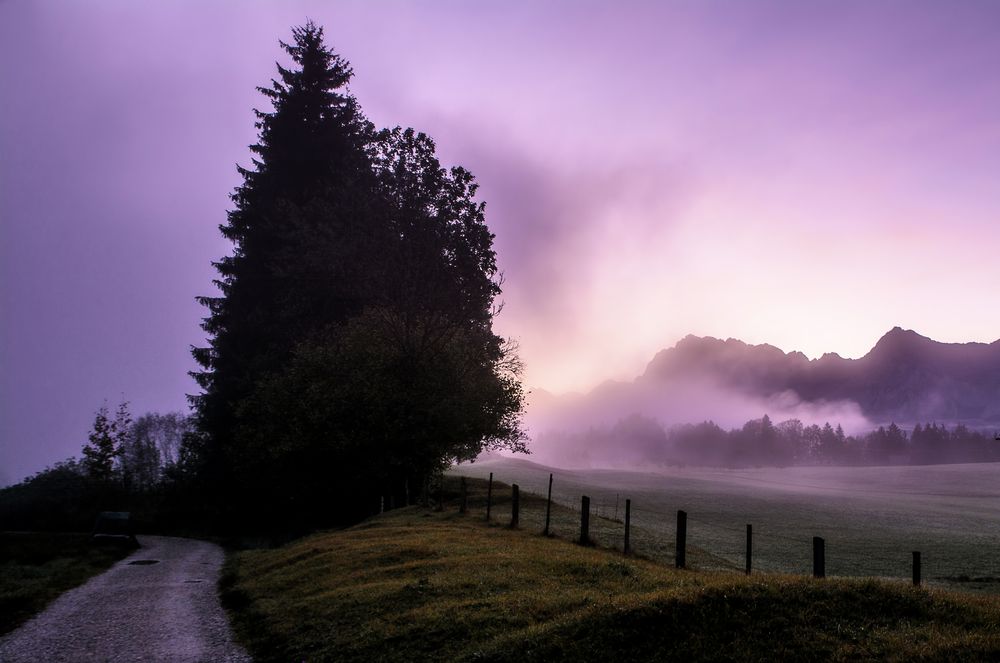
[3,1,1000,485]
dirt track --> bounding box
[0,536,251,662]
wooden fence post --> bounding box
[580,495,591,545]
[486,472,493,521]
[544,473,553,535]
[813,537,825,578]
[624,499,631,555]
[459,476,467,514]
[511,484,520,527]
[676,510,687,569]
[745,524,753,576]
[912,551,921,586]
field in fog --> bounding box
[452,457,1000,593]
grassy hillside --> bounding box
[222,479,1000,662]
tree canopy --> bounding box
[191,22,525,531]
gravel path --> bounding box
[0,536,252,662]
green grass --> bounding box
[454,458,1000,591]
[0,532,132,635]
[222,478,1000,662]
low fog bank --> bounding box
[529,376,872,433]
[524,377,1000,469]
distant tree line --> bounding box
[0,400,201,532]
[539,414,1000,468]
[81,403,196,490]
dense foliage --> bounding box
[191,23,525,531]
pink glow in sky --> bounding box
[3,1,1000,482]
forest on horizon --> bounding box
[536,414,1000,469]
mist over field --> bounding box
[520,329,1000,469]
[527,373,872,435]
[525,378,866,468]
[454,456,1000,592]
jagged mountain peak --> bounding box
[869,326,932,351]
[629,328,1000,426]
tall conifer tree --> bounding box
[192,23,525,530]
[192,22,376,486]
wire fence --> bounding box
[440,469,1000,593]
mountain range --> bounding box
[535,328,1000,428]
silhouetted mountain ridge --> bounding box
[641,328,1000,426]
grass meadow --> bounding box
[223,488,1000,662]
[453,458,1000,593]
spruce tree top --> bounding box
[192,22,375,432]
[225,20,371,247]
